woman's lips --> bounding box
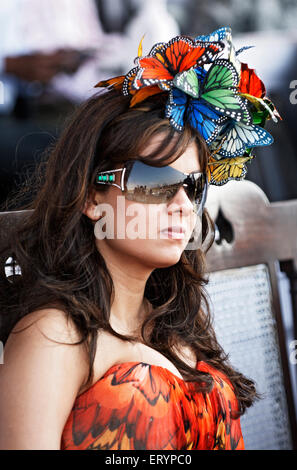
[160,226,186,239]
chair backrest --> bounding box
[204,180,297,450]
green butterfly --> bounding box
[173,59,252,124]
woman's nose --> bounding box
[167,186,194,216]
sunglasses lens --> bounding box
[124,160,185,204]
[124,160,208,213]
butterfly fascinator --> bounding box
[95,27,280,186]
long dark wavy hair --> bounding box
[0,88,259,415]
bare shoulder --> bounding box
[9,308,84,345]
[0,308,89,449]
[5,307,90,389]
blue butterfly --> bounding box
[209,121,274,158]
[195,27,232,43]
[165,86,226,143]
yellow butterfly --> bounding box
[207,154,254,186]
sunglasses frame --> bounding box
[94,160,208,210]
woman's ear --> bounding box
[83,187,102,221]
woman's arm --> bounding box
[0,309,89,450]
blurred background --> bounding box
[0,0,296,209]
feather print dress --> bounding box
[61,360,244,450]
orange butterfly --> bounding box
[133,36,223,91]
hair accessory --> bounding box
[95,26,280,186]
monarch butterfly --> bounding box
[133,36,223,91]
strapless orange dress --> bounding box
[60,360,244,450]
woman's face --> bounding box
[86,135,203,270]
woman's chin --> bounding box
[145,245,185,268]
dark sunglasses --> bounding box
[94,160,208,214]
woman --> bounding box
[0,28,277,450]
